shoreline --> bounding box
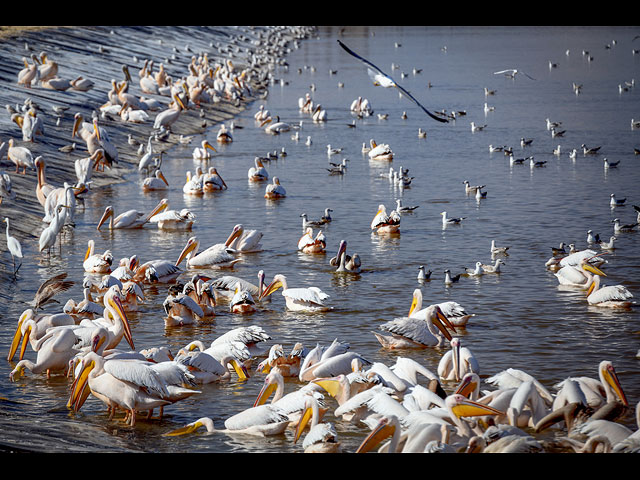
[0,26,315,281]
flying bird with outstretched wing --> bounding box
[337,40,448,123]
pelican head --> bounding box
[446,394,505,419]
[356,415,399,453]
[104,285,134,349]
[202,140,216,153]
[176,236,199,266]
[259,274,286,301]
[96,206,114,231]
[599,360,628,406]
[7,309,34,362]
[224,224,244,247]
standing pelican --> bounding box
[175,236,240,269]
[259,274,331,312]
[337,40,447,123]
[202,167,227,192]
[97,199,169,230]
[7,139,34,174]
[153,93,186,131]
[4,217,23,275]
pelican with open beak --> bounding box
[97,198,169,230]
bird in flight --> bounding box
[493,68,536,80]
[337,39,448,123]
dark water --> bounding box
[1,26,639,453]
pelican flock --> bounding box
[1,26,638,456]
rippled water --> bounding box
[1,26,639,453]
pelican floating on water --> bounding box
[586,271,634,308]
[83,239,113,274]
[264,177,286,199]
[97,199,168,230]
[175,236,240,269]
[373,305,455,349]
[259,274,331,312]
[192,140,216,161]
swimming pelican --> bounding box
[7,139,34,174]
[371,204,400,233]
[229,287,257,314]
[141,170,169,191]
[311,104,327,123]
[264,177,286,199]
[337,40,447,123]
[437,338,480,382]
[4,217,23,275]
[149,208,196,231]
[225,224,263,253]
[248,157,269,181]
[259,274,331,312]
[586,271,634,308]
[174,348,248,384]
[298,227,326,254]
[163,286,205,326]
[254,104,270,122]
[97,199,169,230]
[182,170,203,195]
[175,236,240,269]
[331,239,361,273]
[294,393,341,453]
[408,289,475,328]
[373,305,455,349]
[202,167,227,192]
[261,115,291,135]
[216,124,233,143]
[83,239,113,274]
[554,257,605,288]
[367,139,394,161]
[192,140,216,161]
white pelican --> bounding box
[373,305,455,349]
[248,157,269,181]
[216,124,233,143]
[254,104,270,122]
[408,289,475,328]
[183,170,203,195]
[298,93,313,113]
[259,274,331,312]
[141,170,169,191]
[367,139,394,161]
[586,271,634,308]
[264,177,286,199]
[175,236,240,269]
[371,204,400,234]
[119,103,149,123]
[261,115,291,135]
[192,140,216,161]
[229,287,257,314]
[153,93,186,131]
[174,348,248,384]
[298,227,326,254]
[294,393,340,453]
[149,208,196,231]
[20,108,44,142]
[97,199,168,230]
[337,40,447,123]
[554,257,605,288]
[69,352,195,427]
[202,167,227,192]
[311,104,327,122]
[331,239,361,273]
[225,224,263,253]
[480,258,505,273]
[256,343,304,377]
[437,338,480,382]
[17,55,39,87]
[9,327,81,381]
[207,274,261,303]
[4,217,23,275]
[350,96,373,116]
[7,139,34,174]
[83,239,113,274]
[8,309,75,362]
[441,211,466,226]
[163,287,205,326]
[75,149,103,186]
[163,404,290,437]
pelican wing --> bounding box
[224,404,289,431]
[337,40,447,123]
[104,359,171,398]
[589,285,633,304]
[379,317,437,346]
[284,287,329,305]
[175,351,226,375]
[209,276,259,296]
[211,326,271,347]
[555,266,588,285]
[172,295,204,318]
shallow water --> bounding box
[1,26,639,453]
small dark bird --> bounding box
[32,272,74,311]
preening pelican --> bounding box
[259,274,331,312]
[83,239,113,274]
[97,198,168,230]
[183,170,203,195]
[225,224,263,252]
[7,139,34,174]
[149,208,196,230]
[248,157,269,181]
[163,286,205,326]
[254,104,270,122]
[216,124,233,143]
[4,217,23,275]
[229,287,257,314]
[373,305,455,349]
[586,272,634,308]
[298,227,326,254]
[202,167,227,191]
[337,40,447,123]
[311,104,327,123]
[367,139,394,161]
[192,140,216,161]
[175,236,240,269]
[264,177,286,198]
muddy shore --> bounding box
[0,26,314,284]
